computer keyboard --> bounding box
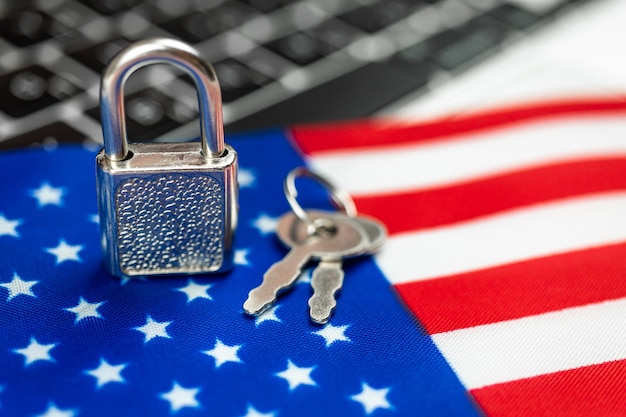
[0,0,589,150]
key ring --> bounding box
[284,167,357,235]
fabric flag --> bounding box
[291,97,626,417]
[0,130,479,415]
[2,97,625,417]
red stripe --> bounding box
[470,359,626,417]
[394,242,626,334]
[290,97,626,155]
[354,158,626,235]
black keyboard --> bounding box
[0,0,589,150]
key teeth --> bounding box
[308,295,336,325]
[243,281,280,316]
[308,263,344,324]
[243,262,301,316]
[243,292,271,316]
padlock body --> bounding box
[96,141,238,277]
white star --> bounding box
[65,297,105,323]
[13,337,56,366]
[35,403,75,417]
[0,273,38,301]
[255,305,281,326]
[134,315,172,343]
[44,239,83,265]
[241,405,276,417]
[251,214,278,235]
[85,358,127,388]
[312,323,351,347]
[31,182,64,207]
[88,214,100,224]
[234,249,251,266]
[175,279,212,302]
[238,168,256,188]
[203,339,242,368]
[160,381,200,413]
[275,359,316,391]
[0,214,22,237]
[350,383,392,415]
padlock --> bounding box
[96,38,238,277]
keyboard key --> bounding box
[159,2,257,43]
[0,10,55,47]
[339,0,416,33]
[69,38,131,72]
[240,0,293,13]
[310,19,362,50]
[87,88,198,142]
[0,122,90,151]
[488,4,540,29]
[266,31,336,66]
[443,17,510,70]
[0,66,81,118]
[212,59,273,103]
[390,47,436,76]
[79,0,142,15]
[402,16,509,71]
[226,58,432,131]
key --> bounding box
[243,213,368,316]
[275,210,387,323]
[308,260,344,324]
[307,213,387,323]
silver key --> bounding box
[277,210,387,323]
[309,213,387,323]
[243,213,368,316]
[308,260,344,324]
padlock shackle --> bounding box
[100,38,224,161]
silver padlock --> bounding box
[96,38,238,277]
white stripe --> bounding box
[376,192,626,284]
[307,116,626,196]
[431,297,626,389]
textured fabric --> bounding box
[291,97,626,417]
[0,130,478,417]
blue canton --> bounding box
[0,129,479,417]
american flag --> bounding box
[0,129,477,416]
[291,97,626,417]
[1,97,624,417]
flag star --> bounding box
[88,214,100,224]
[13,337,56,366]
[275,360,317,391]
[255,305,281,326]
[252,213,279,235]
[85,358,127,388]
[0,214,22,237]
[241,405,276,417]
[35,403,75,417]
[238,168,256,188]
[160,381,200,413]
[44,239,83,265]
[312,323,351,347]
[65,297,105,323]
[1,273,38,301]
[31,182,64,207]
[350,383,392,415]
[175,279,212,302]
[203,339,243,368]
[234,249,251,266]
[134,315,172,343]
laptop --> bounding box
[0,0,619,150]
